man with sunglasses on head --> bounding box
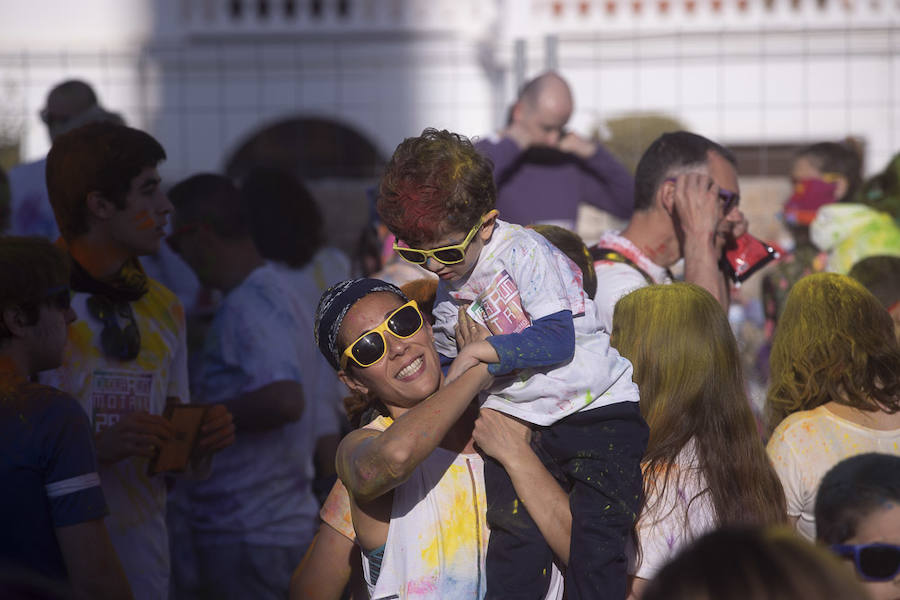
[590,130,748,332]
[40,122,235,600]
[167,173,338,600]
[0,236,133,600]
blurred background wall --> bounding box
[1,0,897,252]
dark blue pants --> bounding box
[484,402,648,600]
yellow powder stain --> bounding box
[420,464,478,569]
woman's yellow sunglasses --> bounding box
[393,211,497,266]
[341,300,424,369]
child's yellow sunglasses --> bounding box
[393,211,497,266]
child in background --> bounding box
[377,128,647,600]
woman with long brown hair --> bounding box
[611,283,786,598]
[766,272,900,541]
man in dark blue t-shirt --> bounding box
[0,236,133,599]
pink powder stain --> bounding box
[406,577,438,595]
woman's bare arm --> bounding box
[336,364,492,503]
[290,523,356,600]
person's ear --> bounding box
[86,191,117,221]
[338,369,370,397]
[832,175,849,202]
[510,101,525,124]
[2,307,30,339]
[659,180,676,216]
[479,209,499,242]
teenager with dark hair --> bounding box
[0,236,133,600]
[816,453,900,600]
[40,122,235,600]
[767,273,900,542]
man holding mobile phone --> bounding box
[590,131,749,332]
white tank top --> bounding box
[360,417,564,599]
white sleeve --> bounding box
[432,283,459,358]
[497,232,580,321]
[766,428,803,521]
[634,483,683,579]
[593,263,650,333]
[166,299,191,405]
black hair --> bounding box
[168,173,250,239]
[0,237,70,341]
[634,131,737,211]
[797,141,863,203]
[240,166,324,268]
[848,255,900,310]
[815,453,900,545]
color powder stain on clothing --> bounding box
[406,576,439,595]
[420,464,480,568]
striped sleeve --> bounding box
[42,393,109,527]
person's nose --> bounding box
[158,191,174,216]
[384,330,410,359]
[423,256,443,273]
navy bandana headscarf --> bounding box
[314,278,408,371]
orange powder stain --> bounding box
[133,211,155,231]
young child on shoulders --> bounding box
[376,128,648,600]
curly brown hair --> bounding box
[766,272,900,432]
[377,128,495,246]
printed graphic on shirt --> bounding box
[91,370,153,433]
[466,269,530,334]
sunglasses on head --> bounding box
[393,211,496,266]
[831,543,900,582]
[86,295,141,361]
[341,300,424,369]
[664,178,740,215]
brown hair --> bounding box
[377,128,495,246]
[46,122,166,241]
[643,527,869,600]
[612,283,786,539]
[0,237,70,340]
[766,272,900,432]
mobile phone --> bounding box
[147,404,208,476]
[721,233,779,284]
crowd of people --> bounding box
[1,72,899,600]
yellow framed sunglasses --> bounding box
[393,210,497,266]
[341,300,424,369]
